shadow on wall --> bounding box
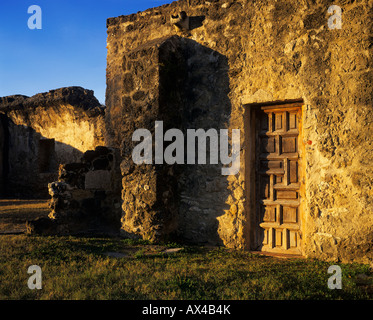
[0,114,83,199]
[116,36,232,245]
[174,38,232,246]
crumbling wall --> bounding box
[106,0,373,263]
[0,87,106,198]
[0,115,6,195]
[34,146,122,236]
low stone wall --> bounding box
[27,146,122,236]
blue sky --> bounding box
[0,0,174,104]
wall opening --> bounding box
[38,138,56,173]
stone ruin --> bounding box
[26,146,122,236]
[0,87,105,198]
[1,0,373,265]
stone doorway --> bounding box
[254,102,304,255]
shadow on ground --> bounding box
[0,199,49,234]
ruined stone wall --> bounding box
[36,146,122,236]
[6,119,46,197]
[0,115,6,195]
[106,0,373,263]
[0,87,106,197]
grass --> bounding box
[0,234,372,300]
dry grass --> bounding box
[0,199,50,234]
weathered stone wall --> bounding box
[106,0,373,263]
[106,31,234,244]
[176,38,233,245]
[0,115,6,195]
[6,119,48,197]
[107,36,186,241]
[34,146,122,236]
[0,87,106,198]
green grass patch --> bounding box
[0,235,371,300]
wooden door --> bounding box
[256,103,303,255]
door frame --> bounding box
[244,99,305,255]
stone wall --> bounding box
[107,36,186,241]
[0,115,6,195]
[175,38,233,245]
[32,146,122,236]
[106,0,373,263]
[0,87,106,198]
